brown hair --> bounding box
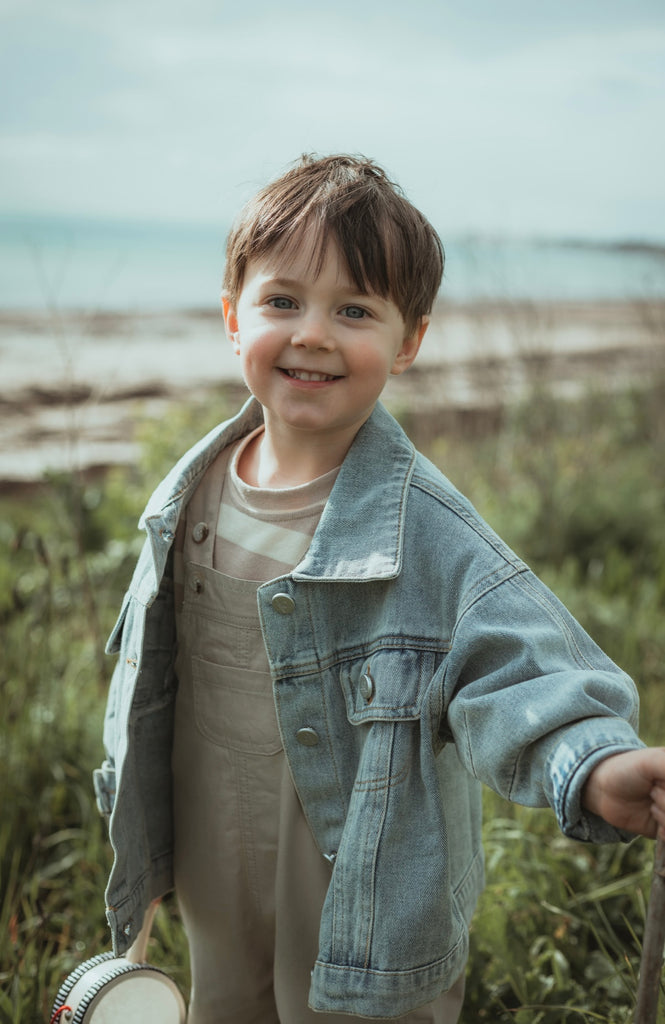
[222,154,444,333]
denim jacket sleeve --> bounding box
[443,563,643,844]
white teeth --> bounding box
[285,369,336,382]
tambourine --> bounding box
[49,901,186,1023]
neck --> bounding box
[237,422,354,488]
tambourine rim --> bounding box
[51,956,185,1024]
[52,953,116,1009]
[72,961,184,1023]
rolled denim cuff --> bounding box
[548,719,644,843]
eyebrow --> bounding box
[262,277,304,289]
[261,275,371,298]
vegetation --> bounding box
[1,369,665,1021]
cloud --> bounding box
[2,1,664,239]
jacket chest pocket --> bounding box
[339,647,447,789]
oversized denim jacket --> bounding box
[94,397,642,1018]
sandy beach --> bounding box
[1,298,663,487]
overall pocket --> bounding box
[191,655,283,756]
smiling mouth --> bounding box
[281,369,341,382]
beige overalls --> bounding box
[171,442,465,1024]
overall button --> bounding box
[272,593,295,615]
[296,727,319,747]
[192,522,209,543]
[359,671,374,702]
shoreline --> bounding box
[1,298,663,488]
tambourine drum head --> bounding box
[52,956,186,1023]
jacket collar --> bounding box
[142,397,415,584]
[294,402,416,582]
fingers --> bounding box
[652,781,665,840]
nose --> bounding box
[291,310,334,351]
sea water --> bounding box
[1,214,664,311]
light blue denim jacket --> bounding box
[95,398,642,1018]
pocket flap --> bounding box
[93,760,117,817]
[105,595,130,655]
[340,647,446,724]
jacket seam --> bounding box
[410,475,525,572]
[313,928,466,979]
[363,726,395,967]
[269,636,451,679]
[510,571,598,671]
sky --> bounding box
[2,0,665,242]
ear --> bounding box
[390,317,429,376]
[222,294,241,354]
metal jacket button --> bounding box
[272,593,295,615]
[296,727,319,746]
[192,522,209,543]
[189,575,204,594]
[359,671,374,702]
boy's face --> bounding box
[222,239,427,462]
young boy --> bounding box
[95,154,665,1023]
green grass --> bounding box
[1,379,664,1021]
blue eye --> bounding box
[342,305,366,319]
[269,296,295,309]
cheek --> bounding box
[239,331,277,370]
[350,344,396,381]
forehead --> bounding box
[244,233,365,292]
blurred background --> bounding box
[2,3,665,1021]
[2,0,665,482]
[2,0,665,309]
